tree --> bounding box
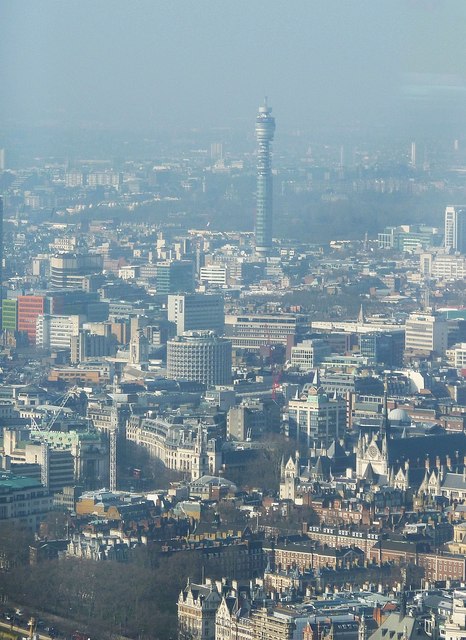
[0,522,33,570]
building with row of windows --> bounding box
[50,253,103,289]
[168,293,224,335]
[290,339,330,372]
[126,416,221,481]
[445,205,466,254]
[286,384,347,448]
[404,312,449,357]
[155,259,194,294]
[167,331,232,387]
[2,427,109,493]
[225,313,306,354]
[178,578,297,640]
[0,471,52,528]
[447,343,466,369]
[420,251,466,280]
[36,314,81,350]
[1,291,108,344]
[378,224,440,251]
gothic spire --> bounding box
[358,304,366,325]
[380,377,390,439]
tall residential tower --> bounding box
[255,99,275,257]
[445,205,466,253]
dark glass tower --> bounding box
[255,99,275,257]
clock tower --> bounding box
[355,384,390,480]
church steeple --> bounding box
[358,304,366,325]
[380,377,390,440]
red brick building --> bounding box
[370,539,466,582]
[268,540,364,573]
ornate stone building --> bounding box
[178,579,222,640]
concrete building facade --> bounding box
[404,312,449,356]
[168,293,225,336]
[287,385,347,448]
[167,331,232,386]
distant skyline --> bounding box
[1,1,466,137]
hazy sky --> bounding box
[1,1,466,134]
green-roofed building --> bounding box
[2,298,17,331]
[0,471,52,529]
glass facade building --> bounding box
[156,260,194,295]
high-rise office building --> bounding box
[445,206,466,253]
[36,314,81,350]
[168,293,224,335]
[255,100,275,257]
[290,339,331,372]
[286,384,347,448]
[71,328,117,363]
[405,312,448,356]
[155,260,195,295]
[2,299,17,332]
[17,295,48,345]
[50,253,103,289]
[167,331,232,386]
[224,312,306,354]
[358,331,404,368]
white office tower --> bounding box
[167,331,232,386]
[405,312,448,356]
[290,339,331,372]
[445,206,466,253]
[36,314,81,350]
[167,293,224,335]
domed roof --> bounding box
[388,408,410,424]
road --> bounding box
[0,620,53,640]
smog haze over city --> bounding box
[2,1,466,137]
[4,3,466,640]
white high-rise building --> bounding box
[36,314,81,350]
[199,264,228,287]
[445,206,466,253]
[290,339,330,372]
[286,384,347,448]
[404,312,448,356]
[420,251,466,280]
[167,293,224,335]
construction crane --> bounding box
[109,375,120,492]
[29,385,81,437]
